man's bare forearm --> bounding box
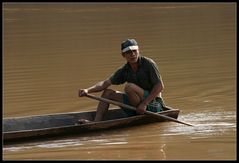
[87,79,111,93]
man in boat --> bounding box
[78,39,165,123]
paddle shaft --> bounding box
[85,93,194,126]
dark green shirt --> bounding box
[109,56,162,92]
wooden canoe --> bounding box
[3,106,179,143]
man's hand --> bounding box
[136,103,147,114]
[79,89,88,97]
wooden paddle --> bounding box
[85,93,194,127]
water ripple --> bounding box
[163,110,236,137]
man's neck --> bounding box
[127,55,141,72]
[129,62,138,72]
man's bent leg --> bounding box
[94,89,124,121]
[124,83,145,107]
[77,89,124,124]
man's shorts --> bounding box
[122,90,165,116]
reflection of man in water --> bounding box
[78,39,165,123]
[160,144,167,159]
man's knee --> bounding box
[124,83,137,93]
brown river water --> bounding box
[3,3,236,160]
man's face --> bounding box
[122,49,139,63]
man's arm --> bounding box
[137,81,164,114]
[79,79,112,97]
[143,81,164,105]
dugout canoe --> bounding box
[3,106,179,143]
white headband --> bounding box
[122,45,139,53]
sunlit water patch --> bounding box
[3,133,128,152]
[163,110,236,137]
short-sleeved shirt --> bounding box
[109,56,162,92]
